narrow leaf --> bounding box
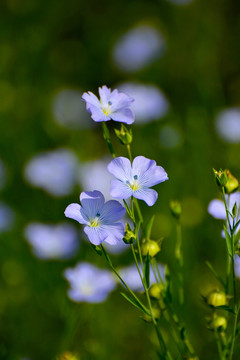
[205,261,225,287]
[120,292,149,315]
[214,305,236,314]
[145,215,155,239]
[144,252,150,288]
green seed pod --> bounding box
[169,200,182,219]
[149,283,164,299]
[142,307,161,323]
[224,170,239,194]
[211,314,227,332]
[213,168,228,187]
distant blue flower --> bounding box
[24,222,79,260]
[208,192,240,236]
[0,202,15,233]
[119,263,165,292]
[65,190,126,245]
[107,156,168,206]
[64,262,116,303]
[82,86,134,124]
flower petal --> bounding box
[100,200,126,224]
[111,108,134,124]
[87,105,111,122]
[107,157,132,182]
[83,226,108,245]
[80,191,105,219]
[82,91,101,109]
[110,179,133,199]
[110,91,134,111]
[208,199,226,220]
[99,85,112,106]
[102,222,125,245]
[133,188,158,206]
[64,203,87,224]
[132,156,168,187]
[229,192,240,211]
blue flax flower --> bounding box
[208,192,240,236]
[82,85,134,124]
[64,190,126,245]
[64,262,116,303]
[107,156,168,206]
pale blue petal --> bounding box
[82,92,101,109]
[102,222,125,245]
[64,203,87,224]
[100,200,126,224]
[110,179,133,199]
[110,91,134,111]
[235,255,240,279]
[107,157,132,182]
[229,192,240,211]
[134,188,158,206]
[80,191,105,219]
[111,108,135,124]
[84,226,108,245]
[88,105,111,122]
[99,85,112,105]
[208,199,226,220]
[132,156,168,187]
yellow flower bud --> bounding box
[224,170,239,194]
[211,315,227,332]
[141,239,161,257]
[169,200,182,220]
[213,168,227,187]
[142,307,161,322]
[207,290,227,307]
[149,283,164,299]
[123,222,136,244]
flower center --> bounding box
[80,283,94,296]
[127,175,140,191]
[89,217,100,228]
[101,101,112,116]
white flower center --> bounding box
[101,101,112,116]
[80,283,94,296]
[127,174,140,191]
[89,212,101,228]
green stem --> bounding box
[134,198,143,223]
[100,244,150,315]
[102,122,116,158]
[126,144,132,162]
[214,326,225,360]
[175,220,184,307]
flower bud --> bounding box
[211,314,227,332]
[142,307,161,322]
[141,239,161,257]
[232,202,237,218]
[169,200,182,220]
[207,290,227,307]
[149,283,164,299]
[224,170,239,194]
[123,222,136,244]
[114,124,133,145]
[213,168,228,187]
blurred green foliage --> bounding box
[1,0,240,359]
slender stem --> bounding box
[214,326,225,360]
[134,198,143,223]
[126,144,132,162]
[100,244,150,315]
[102,122,116,158]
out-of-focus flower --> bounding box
[64,262,116,303]
[65,191,125,245]
[0,202,15,233]
[24,149,78,196]
[207,290,227,307]
[159,126,182,149]
[52,89,92,129]
[0,160,7,190]
[82,86,134,124]
[104,241,129,255]
[78,157,113,201]
[235,255,240,278]
[119,263,165,292]
[215,108,240,143]
[24,222,79,260]
[108,156,168,206]
[118,83,169,124]
[113,25,165,72]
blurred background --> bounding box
[1,0,240,358]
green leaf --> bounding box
[214,305,236,314]
[233,220,240,234]
[145,215,155,239]
[90,243,102,256]
[144,252,150,288]
[205,261,225,287]
[164,265,172,304]
[120,292,149,315]
[223,225,233,256]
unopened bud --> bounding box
[211,314,227,332]
[114,124,133,145]
[123,222,136,244]
[224,170,239,194]
[149,283,164,299]
[141,239,161,257]
[213,168,228,187]
[207,290,227,307]
[142,307,161,322]
[169,200,181,220]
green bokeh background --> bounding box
[1,0,240,359]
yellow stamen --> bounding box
[90,218,100,227]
